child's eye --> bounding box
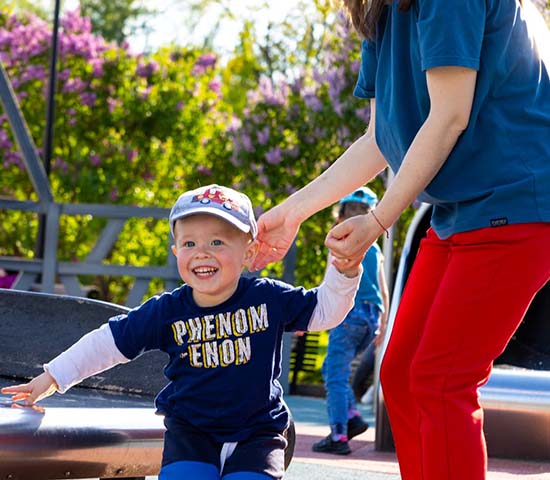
[183,240,195,247]
[211,239,223,246]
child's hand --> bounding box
[334,261,361,278]
[1,371,58,405]
[330,252,361,278]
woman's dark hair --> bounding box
[342,0,414,40]
[342,0,523,40]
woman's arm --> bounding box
[252,100,387,270]
[327,66,477,270]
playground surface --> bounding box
[282,395,550,480]
[2,377,549,480]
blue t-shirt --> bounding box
[108,276,317,442]
[354,0,550,238]
[356,243,384,311]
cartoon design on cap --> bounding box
[193,186,240,213]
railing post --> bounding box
[41,203,60,293]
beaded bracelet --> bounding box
[371,210,389,239]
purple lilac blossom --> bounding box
[259,174,269,187]
[256,127,271,146]
[127,149,138,163]
[53,157,69,174]
[356,105,371,124]
[197,165,213,176]
[3,151,24,170]
[0,130,13,150]
[230,154,242,167]
[265,147,283,165]
[332,100,344,117]
[240,133,254,152]
[208,79,222,95]
[303,91,323,112]
[62,77,87,93]
[80,92,97,106]
[91,58,104,77]
[192,53,217,75]
[136,60,159,78]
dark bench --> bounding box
[0,288,295,479]
[288,332,321,394]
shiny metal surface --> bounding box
[481,369,550,460]
[0,404,164,479]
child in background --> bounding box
[313,186,389,455]
[2,184,362,480]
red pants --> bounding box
[380,223,550,480]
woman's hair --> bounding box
[341,0,414,40]
[342,0,523,40]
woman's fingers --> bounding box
[251,243,283,271]
[326,221,360,258]
[326,214,376,260]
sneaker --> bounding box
[347,415,369,440]
[312,435,351,455]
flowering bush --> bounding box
[222,13,386,285]
[0,7,231,301]
[0,7,401,300]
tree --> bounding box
[79,0,154,44]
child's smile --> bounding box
[172,214,256,307]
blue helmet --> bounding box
[339,186,378,207]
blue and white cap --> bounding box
[169,184,258,239]
[339,186,378,207]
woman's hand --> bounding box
[1,371,58,405]
[325,213,382,271]
[251,203,303,271]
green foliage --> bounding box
[79,0,154,45]
[0,8,232,302]
[0,5,419,305]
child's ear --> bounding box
[244,240,259,268]
[171,245,177,256]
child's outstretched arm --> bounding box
[1,323,129,405]
[307,263,362,332]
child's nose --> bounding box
[194,245,211,257]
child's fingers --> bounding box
[1,385,35,404]
[1,385,28,394]
[11,392,32,402]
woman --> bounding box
[251,1,550,479]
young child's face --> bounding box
[340,201,370,221]
[172,214,256,307]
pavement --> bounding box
[282,395,550,480]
